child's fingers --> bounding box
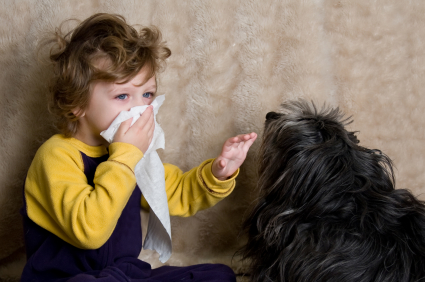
[240,133,257,152]
[115,118,133,137]
[224,135,243,148]
[248,132,257,140]
[224,133,255,148]
[147,130,154,145]
[222,139,237,153]
[214,158,227,173]
[243,132,257,141]
[211,158,230,180]
[242,138,256,152]
[218,159,226,169]
[145,114,155,138]
[222,135,246,153]
[233,133,256,143]
[146,109,155,133]
[131,106,154,131]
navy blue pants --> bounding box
[64,262,236,282]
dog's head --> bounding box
[256,100,396,218]
[242,99,425,282]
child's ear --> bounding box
[72,107,85,118]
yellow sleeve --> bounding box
[24,138,144,249]
[141,159,239,217]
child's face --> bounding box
[74,66,156,146]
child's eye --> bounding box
[116,94,128,100]
[143,92,153,98]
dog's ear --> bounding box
[266,111,281,120]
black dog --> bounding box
[241,100,425,282]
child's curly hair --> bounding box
[44,13,171,137]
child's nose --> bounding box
[132,95,150,107]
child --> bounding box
[21,13,257,282]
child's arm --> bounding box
[24,137,144,249]
[141,133,257,217]
[24,108,155,250]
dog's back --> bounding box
[242,100,425,282]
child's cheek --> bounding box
[144,97,154,106]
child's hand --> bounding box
[113,106,155,154]
[212,132,257,180]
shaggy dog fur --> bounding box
[241,100,425,282]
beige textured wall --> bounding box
[1,0,424,279]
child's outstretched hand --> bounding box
[212,132,257,180]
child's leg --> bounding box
[150,263,236,282]
[63,262,151,282]
[63,267,134,282]
[62,263,235,282]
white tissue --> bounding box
[100,95,172,263]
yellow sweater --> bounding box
[24,134,238,249]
